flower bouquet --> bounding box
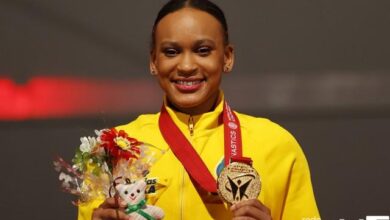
[54,128,165,219]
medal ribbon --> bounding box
[159,101,248,193]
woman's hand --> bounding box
[92,197,131,220]
[230,199,272,220]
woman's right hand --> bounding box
[92,197,131,220]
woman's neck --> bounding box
[167,93,220,116]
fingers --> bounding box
[92,197,130,220]
[99,197,127,209]
[92,207,130,220]
[231,199,271,214]
[230,199,272,220]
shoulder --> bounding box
[116,113,160,134]
[237,112,295,142]
[236,111,302,155]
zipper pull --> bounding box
[188,116,194,136]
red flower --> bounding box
[100,128,141,161]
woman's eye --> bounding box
[163,48,179,57]
[196,46,211,56]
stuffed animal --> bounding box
[116,179,164,220]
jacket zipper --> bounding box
[188,116,194,136]
[180,116,194,219]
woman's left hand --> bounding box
[230,199,272,220]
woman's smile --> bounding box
[172,78,205,93]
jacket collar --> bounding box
[163,92,224,136]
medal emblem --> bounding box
[217,162,261,204]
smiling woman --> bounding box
[78,1,320,220]
[150,7,233,115]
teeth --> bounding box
[177,80,201,86]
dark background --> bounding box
[1,0,389,219]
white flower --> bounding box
[94,129,103,137]
[95,129,107,143]
[79,136,97,153]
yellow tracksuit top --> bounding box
[78,97,320,220]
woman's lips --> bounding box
[173,79,204,92]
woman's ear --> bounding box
[149,51,158,76]
[223,44,235,73]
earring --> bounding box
[224,66,230,72]
[151,69,157,75]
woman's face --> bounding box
[150,7,234,115]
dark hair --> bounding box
[151,0,229,52]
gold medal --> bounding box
[217,162,261,204]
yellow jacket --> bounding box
[78,97,320,220]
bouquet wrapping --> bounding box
[54,128,165,219]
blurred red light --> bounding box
[0,76,161,120]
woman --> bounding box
[82,0,320,219]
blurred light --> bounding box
[0,76,161,121]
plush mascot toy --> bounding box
[116,179,165,220]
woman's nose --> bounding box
[177,52,197,75]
